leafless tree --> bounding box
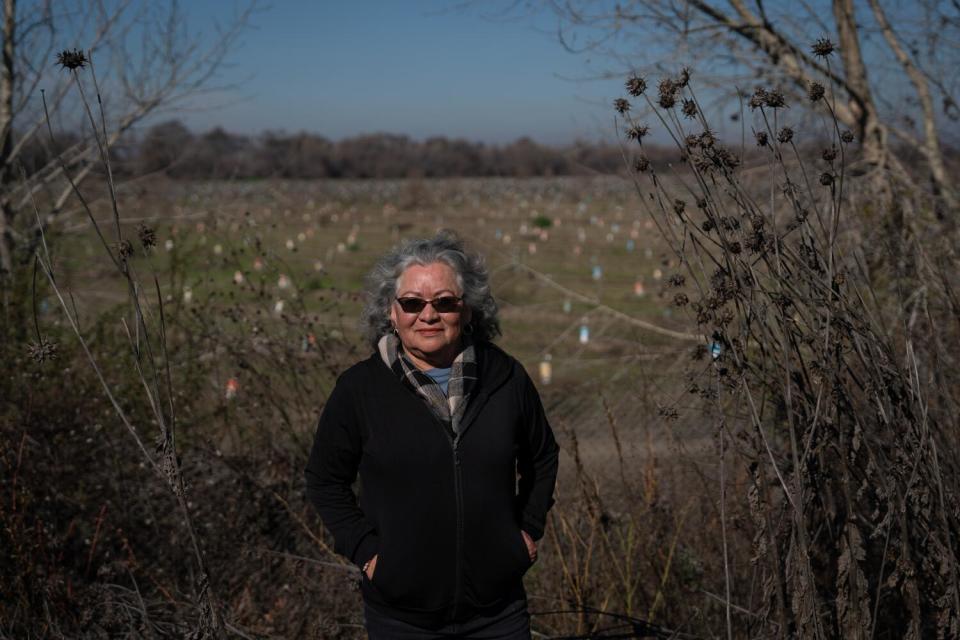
[0,0,257,274]
[503,0,959,224]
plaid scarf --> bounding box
[377,332,477,440]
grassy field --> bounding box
[53,175,710,480]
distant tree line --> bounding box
[22,120,670,180]
[28,119,933,182]
[133,120,645,179]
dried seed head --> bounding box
[692,154,710,173]
[119,240,134,260]
[674,293,690,307]
[712,146,739,170]
[626,124,650,142]
[28,339,59,363]
[808,82,825,102]
[822,145,838,162]
[755,131,769,147]
[819,172,835,186]
[720,216,741,231]
[137,223,156,249]
[698,130,716,148]
[681,99,698,119]
[668,273,686,287]
[812,38,836,58]
[658,93,676,109]
[56,49,88,70]
[777,127,794,144]
[764,89,786,109]
[633,156,650,172]
[840,130,855,143]
[702,219,715,232]
[684,134,699,149]
[673,199,686,215]
[728,241,742,254]
[625,75,647,96]
[658,77,677,109]
[613,98,631,114]
[748,87,768,110]
[677,67,691,87]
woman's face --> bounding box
[390,262,471,370]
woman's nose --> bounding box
[419,303,440,321]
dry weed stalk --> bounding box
[30,51,224,639]
[615,47,960,638]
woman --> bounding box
[305,230,560,639]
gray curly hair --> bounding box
[360,229,500,349]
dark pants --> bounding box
[363,598,531,639]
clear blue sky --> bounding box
[180,1,624,145]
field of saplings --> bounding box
[58,175,706,475]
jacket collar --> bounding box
[367,340,516,443]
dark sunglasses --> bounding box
[395,295,463,314]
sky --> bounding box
[180,1,625,145]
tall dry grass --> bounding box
[526,51,959,638]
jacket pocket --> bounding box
[368,548,394,596]
[462,524,532,607]
[366,538,456,612]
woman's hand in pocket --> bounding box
[521,530,537,563]
[365,554,378,580]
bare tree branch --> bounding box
[0,0,258,273]
[512,0,958,227]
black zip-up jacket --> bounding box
[304,341,560,629]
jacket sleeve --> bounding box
[304,374,379,568]
[516,365,560,541]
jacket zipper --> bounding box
[426,414,464,621]
[452,435,464,621]
[405,384,491,622]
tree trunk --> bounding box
[831,0,907,228]
[866,0,957,220]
